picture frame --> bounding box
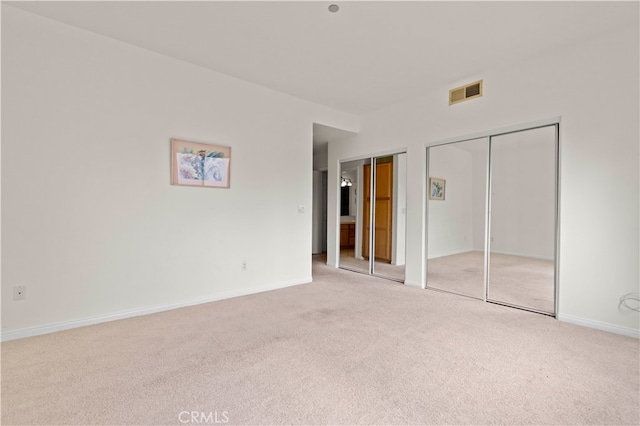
[171,139,231,188]
[429,177,446,200]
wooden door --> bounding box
[362,159,393,262]
[363,164,371,259]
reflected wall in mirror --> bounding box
[427,138,488,299]
[488,126,557,314]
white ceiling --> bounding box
[7,1,637,118]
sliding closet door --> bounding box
[339,153,407,282]
[426,139,488,299]
[487,125,557,314]
[373,153,407,281]
[339,160,369,274]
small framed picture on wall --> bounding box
[429,177,446,201]
[171,138,231,188]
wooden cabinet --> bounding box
[340,224,349,248]
[340,223,356,249]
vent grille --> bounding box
[449,80,483,105]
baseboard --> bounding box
[428,249,554,262]
[1,277,312,342]
[557,313,639,338]
[489,249,554,261]
[427,249,476,260]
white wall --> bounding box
[471,146,488,251]
[1,7,359,338]
[438,130,556,261]
[313,150,328,171]
[391,153,406,265]
[427,145,474,258]
[490,126,557,260]
[312,170,324,254]
[328,23,639,335]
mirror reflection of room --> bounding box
[426,126,557,315]
[339,153,407,282]
[371,154,406,281]
[487,126,557,314]
[427,138,488,300]
[339,159,369,274]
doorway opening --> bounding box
[312,123,357,260]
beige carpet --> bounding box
[2,255,638,425]
[428,251,554,313]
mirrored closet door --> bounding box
[426,138,488,299]
[487,126,557,314]
[339,153,407,282]
[339,159,369,275]
[426,124,558,315]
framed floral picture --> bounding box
[171,139,231,188]
[429,177,445,200]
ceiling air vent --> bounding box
[449,80,483,105]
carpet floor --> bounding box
[427,251,555,313]
[1,256,638,425]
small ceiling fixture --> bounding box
[328,4,340,13]
[341,177,352,187]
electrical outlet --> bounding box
[241,261,247,271]
[13,286,26,301]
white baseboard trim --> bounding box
[489,249,554,261]
[1,277,312,342]
[427,249,476,260]
[557,313,639,338]
[428,249,554,262]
